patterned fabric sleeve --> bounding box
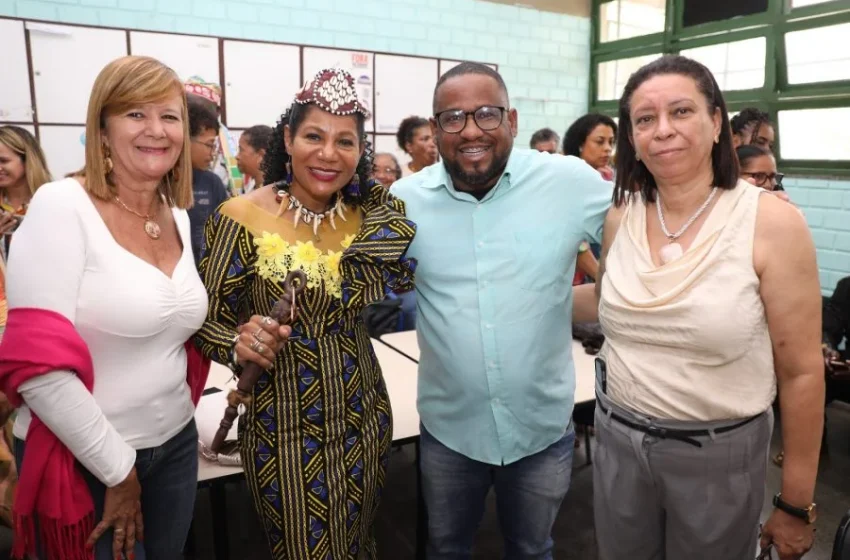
[194,211,251,365]
[339,181,416,310]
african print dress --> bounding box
[195,181,416,559]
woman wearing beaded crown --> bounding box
[194,68,416,559]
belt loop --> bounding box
[707,428,717,441]
[605,406,613,420]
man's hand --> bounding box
[760,509,815,560]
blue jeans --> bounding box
[420,425,575,560]
[15,419,198,560]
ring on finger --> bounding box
[250,339,264,353]
[261,316,273,326]
[253,327,265,342]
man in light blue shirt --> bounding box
[391,62,612,559]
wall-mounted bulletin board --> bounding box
[0,16,497,180]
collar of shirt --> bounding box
[423,149,520,203]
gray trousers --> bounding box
[593,387,773,560]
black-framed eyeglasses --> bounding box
[742,171,784,190]
[434,106,506,134]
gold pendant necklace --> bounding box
[114,195,161,240]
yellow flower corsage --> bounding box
[253,232,353,299]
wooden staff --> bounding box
[210,269,307,455]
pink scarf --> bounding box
[0,307,209,560]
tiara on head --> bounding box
[294,68,371,119]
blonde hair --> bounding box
[0,126,52,195]
[82,56,193,209]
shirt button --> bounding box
[485,323,493,330]
[477,241,484,248]
[493,398,501,405]
[488,361,496,368]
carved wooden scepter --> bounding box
[210,269,307,455]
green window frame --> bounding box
[590,0,850,176]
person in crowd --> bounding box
[184,76,244,195]
[0,126,51,256]
[187,95,230,266]
[737,144,784,192]
[563,113,617,181]
[396,115,438,176]
[194,68,416,560]
[236,124,273,192]
[0,56,210,560]
[529,127,560,154]
[372,152,402,188]
[391,62,612,558]
[731,107,775,152]
[591,55,822,560]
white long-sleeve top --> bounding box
[7,178,208,486]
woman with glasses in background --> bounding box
[737,144,784,191]
[372,152,402,189]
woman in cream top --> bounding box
[590,56,823,560]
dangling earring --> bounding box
[284,160,293,185]
[343,172,361,200]
[635,152,641,162]
[103,145,113,175]
[714,135,720,144]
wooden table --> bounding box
[194,343,422,560]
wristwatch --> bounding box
[773,493,817,524]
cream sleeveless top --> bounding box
[598,180,775,421]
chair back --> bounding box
[834,509,850,560]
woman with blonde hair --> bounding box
[0,55,210,560]
[0,126,51,253]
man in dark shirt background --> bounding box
[186,95,230,266]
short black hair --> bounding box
[614,55,739,207]
[730,107,772,144]
[529,128,559,148]
[396,116,429,153]
[242,124,273,152]
[432,62,509,113]
[187,95,220,138]
[736,144,772,169]
[562,114,618,157]
[261,103,371,206]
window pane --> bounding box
[680,38,766,91]
[599,0,666,43]
[786,23,850,84]
[778,107,850,160]
[683,0,767,27]
[597,54,662,101]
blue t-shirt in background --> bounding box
[188,169,230,266]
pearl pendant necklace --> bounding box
[656,187,717,265]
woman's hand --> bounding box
[87,467,143,559]
[234,315,292,370]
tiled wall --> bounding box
[785,178,850,295]
[1,0,848,294]
[0,0,591,144]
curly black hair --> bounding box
[396,116,429,154]
[187,94,220,138]
[730,107,772,144]
[261,102,373,207]
[562,114,617,157]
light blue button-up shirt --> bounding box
[391,148,613,465]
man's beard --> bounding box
[442,148,509,191]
